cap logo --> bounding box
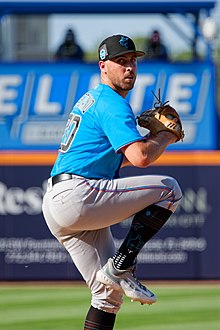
[119,36,129,49]
[99,43,108,60]
[100,49,106,60]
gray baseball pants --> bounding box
[42,173,182,313]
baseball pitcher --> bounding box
[42,34,183,330]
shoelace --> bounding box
[134,276,148,291]
[128,266,148,292]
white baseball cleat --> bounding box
[96,258,157,305]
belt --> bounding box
[51,173,73,186]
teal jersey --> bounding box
[51,84,143,179]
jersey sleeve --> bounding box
[95,91,143,153]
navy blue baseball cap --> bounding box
[98,34,145,61]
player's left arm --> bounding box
[121,130,176,168]
[120,134,149,168]
[121,155,131,167]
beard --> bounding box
[114,76,136,93]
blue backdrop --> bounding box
[0,61,217,150]
[0,164,219,280]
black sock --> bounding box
[84,305,116,330]
[113,205,172,270]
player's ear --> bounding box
[99,60,106,71]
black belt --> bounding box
[51,173,72,186]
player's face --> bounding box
[100,53,137,97]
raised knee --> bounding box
[165,176,182,200]
[172,177,182,200]
[159,176,182,212]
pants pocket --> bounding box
[52,189,74,204]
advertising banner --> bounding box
[0,61,217,151]
[0,160,219,280]
[119,165,220,279]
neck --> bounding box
[101,79,128,98]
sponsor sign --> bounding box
[0,61,217,150]
[0,164,219,280]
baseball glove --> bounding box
[137,90,185,142]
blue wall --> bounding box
[0,163,219,280]
[0,61,217,150]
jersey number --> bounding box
[59,113,81,153]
